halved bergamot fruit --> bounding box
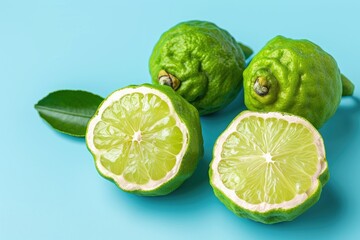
[86,84,203,196]
[209,111,329,224]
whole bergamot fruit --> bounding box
[149,20,251,115]
[243,35,354,129]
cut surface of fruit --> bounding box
[209,111,329,223]
[86,84,203,196]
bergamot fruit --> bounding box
[243,35,354,128]
[149,20,250,115]
[209,111,329,224]
[86,84,203,196]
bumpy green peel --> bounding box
[149,20,247,115]
[243,35,354,129]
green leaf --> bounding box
[238,42,253,59]
[35,90,104,137]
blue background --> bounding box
[1,0,360,239]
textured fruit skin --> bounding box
[243,35,342,129]
[149,20,246,115]
[86,84,204,196]
[210,165,329,224]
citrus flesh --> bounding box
[209,111,329,224]
[86,84,203,196]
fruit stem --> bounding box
[238,42,253,60]
[158,70,180,90]
[254,77,269,96]
[341,74,355,96]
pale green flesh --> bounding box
[218,116,319,204]
[93,92,183,185]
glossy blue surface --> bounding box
[1,0,360,239]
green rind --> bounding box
[149,20,246,115]
[210,169,323,224]
[86,83,203,196]
[243,35,343,129]
[209,110,329,224]
[319,161,330,187]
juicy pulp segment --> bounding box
[218,116,320,205]
[92,92,184,185]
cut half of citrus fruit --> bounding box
[86,84,203,196]
[209,111,329,224]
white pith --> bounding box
[211,111,327,213]
[86,86,188,191]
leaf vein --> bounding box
[35,105,93,119]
